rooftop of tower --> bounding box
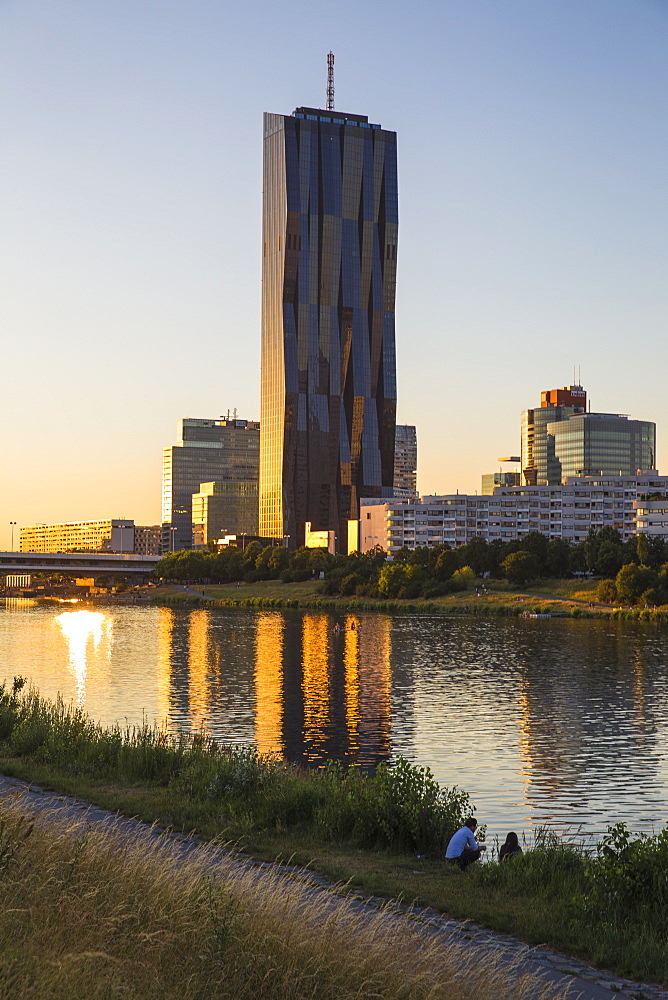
[293,106,382,129]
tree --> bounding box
[615,563,657,605]
[520,531,548,567]
[596,579,617,604]
[501,551,540,586]
[377,563,411,598]
[545,539,572,578]
[596,540,624,578]
[434,548,460,581]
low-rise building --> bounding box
[20,519,134,553]
[360,473,668,555]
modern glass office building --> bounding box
[260,105,398,548]
[549,413,655,480]
[162,417,259,551]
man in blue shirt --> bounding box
[445,817,487,868]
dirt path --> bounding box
[0,773,664,1000]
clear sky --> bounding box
[2,0,667,547]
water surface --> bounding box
[2,598,667,840]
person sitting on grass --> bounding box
[445,817,487,868]
[499,831,523,862]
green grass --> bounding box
[0,796,570,1000]
[2,679,668,985]
[146,576,620,618]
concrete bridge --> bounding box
[0,551,161,578]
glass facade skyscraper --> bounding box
[162,417,260,551]
[260,105,398,549]
[521,384,655,485]
[549,413,655,480]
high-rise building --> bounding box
[162,417,259,551]
[394,425,417,497]
[191,481,259,549]
[521,385,655,485]
[260,104,398,550]
[521,385,587,485]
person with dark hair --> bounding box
[445,817,486,868]
[499,831,523,862]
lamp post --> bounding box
[170,526,177,552]
[283,535,290,548]
[9,522,16,552]
[241,532,247,552]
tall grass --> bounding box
[0,678,470,855]
[0,794,571,1000]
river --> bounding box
[1,598,667,841]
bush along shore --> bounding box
[2,678,668,986]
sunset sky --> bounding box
[2,0,668,547]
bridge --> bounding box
[0,552,162,578]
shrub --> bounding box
[315,757,471,854]
[596,579,617,604]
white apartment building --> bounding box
[360,474,668,556]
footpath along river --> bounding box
[2,598,668,841]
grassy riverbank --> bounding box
[0,797,564,1000]
[146,577,668,619]
[149,575,596,611]
[0,680,667,987]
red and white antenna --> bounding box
[326,51,334,111]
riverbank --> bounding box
[1,680,667,987]
[144,578,668,620]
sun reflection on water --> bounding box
[54,610,112,704]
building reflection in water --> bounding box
[276,613,392,768]
[254,613,285,755]
[54,610,112,705]
[188,609,211,730]
[149,608,393,768]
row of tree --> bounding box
[152,529,668,606]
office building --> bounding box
[549,412,655,480]
[521,385,655,485]
[192,481,259,549]
[133,526,162,556]
[260,103,398,550]
[360,472,668,554]
[482,457,521,494]
[20,519,134,553]
[521,385,587,485]
[162,416,259,551]
[394,425,418,497]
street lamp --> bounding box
[9,522,16,552]
[170,526,177,552]
[283,535,290,548]
[241,532,247,552]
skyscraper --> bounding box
[162,417,259,551]
[394,425,417,497]
[260,104,398,549]
[521,385,655,485]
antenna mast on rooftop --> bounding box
[326,51,334,111]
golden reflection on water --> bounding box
[188,610,210,729]
[156,608,175,723]
[343,617,360,755]
[254,613,284,755]
[54,610,112,704]
[302,613,331,757]
[352,617,391,762]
